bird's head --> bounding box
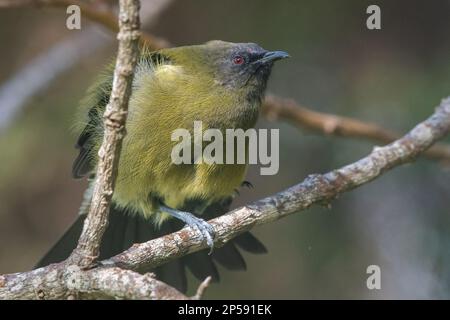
[164,40,289,99]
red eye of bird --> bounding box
[233,55,245,65]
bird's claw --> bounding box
[159,203,216,254]
[188,216,215,254]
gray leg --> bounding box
[159,204,215,254]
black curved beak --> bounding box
[257,50,290,64]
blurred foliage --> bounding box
[0,0,449,298]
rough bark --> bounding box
[96,97,449,272]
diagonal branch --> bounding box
[102,97,450,272]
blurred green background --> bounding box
[0,0,449,299]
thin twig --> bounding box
[192,276,212,300]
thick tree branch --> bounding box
[192,276,212,300]
[263,95,450,165]
[69,267,190,300]
[100,97,450,272]
[0,263,191,300]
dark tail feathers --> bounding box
[36,205,267,293]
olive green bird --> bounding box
[37,40,289,292]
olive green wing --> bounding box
[72,51,170,179]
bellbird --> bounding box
[37,40,289,292]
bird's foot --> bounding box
[159,204,215,254]
[183,214,215,254]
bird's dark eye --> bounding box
[233,55,245,65]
